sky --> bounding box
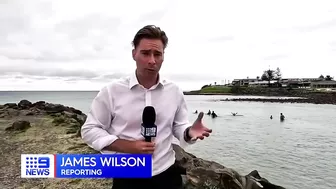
[1,0,336,91]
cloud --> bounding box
[207,35,235,43]
[263,54,288,61]
[0,65,99,79]
[136,9,168,23]
[294,18,336,33]
[0,0,336,91]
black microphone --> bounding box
[141,106,157,142]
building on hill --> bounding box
[232,78,259,86]
[248,80,278,87]
[231,77,335,88]
[310,80,336,89]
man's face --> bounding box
[132,38,164,77]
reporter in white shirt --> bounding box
[81,25,212,189]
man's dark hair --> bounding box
[132,25,168,49]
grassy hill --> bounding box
[184,85,335,97]
[199,86,232,94]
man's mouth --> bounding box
[147,69,155,72]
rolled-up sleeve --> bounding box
[81,87,118,151]
[172,87,196,147]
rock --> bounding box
[0,105,4,109]
[69,107,82,115]
[5,120,31,131]
[18,100,32,109]
[172,144,286,189]
[4,103,17,109]
[32,101,46,109]
[44,103,67,113]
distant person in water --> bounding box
[270,115,273,119]
[207,110,211,115]
[211,111,217,118]
[194,110,198,114]
[231,112,238,116]
[280,113,285,121]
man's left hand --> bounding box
[188,112,212,141]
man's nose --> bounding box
[148,54,156,64]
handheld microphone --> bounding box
[141,106,157,142]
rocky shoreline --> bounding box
[0,100,286,189]
[219,96,336,105]
[184,90,336,105]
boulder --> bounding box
[4,103,17,109]
[172,144,286,189]
[18,100,32,109]
[31,101,46,109]
[5,120,31,131]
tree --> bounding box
[325,75,333,81]
[319,75,324,79]
[262,69,275,87]
[261,73,268,81]
[274,67,282,80]
[274,67,282,87]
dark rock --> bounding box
[18,100,32,109]
[69,107,82,115]
[4,103,17,109]
[27,101,84,116]
[172,144,286,189]
[44,103,67,113]
[32,101,46,109]
[0,105,4,109]
[5,120,31,131]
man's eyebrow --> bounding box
[140,49,162,54]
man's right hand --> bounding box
[104,139,155,154]
[132,140,155,154]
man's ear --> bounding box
[132,49,136,61]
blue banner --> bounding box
[55,154,152,178]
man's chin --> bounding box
[146,70,158,75]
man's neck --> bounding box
[136,70,159,89]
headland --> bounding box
[184,86,336,105]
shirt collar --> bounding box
[129,70,164,90]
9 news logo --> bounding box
[21,154,55,178]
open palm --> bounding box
[189,112,212,141]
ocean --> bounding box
[1,91,335,189]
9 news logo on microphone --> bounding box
[21,154,55,178]
[141,106,157,142]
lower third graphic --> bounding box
[21,154,55,178]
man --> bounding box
[81,25,212,189]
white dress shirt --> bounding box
[81,71,194,176]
